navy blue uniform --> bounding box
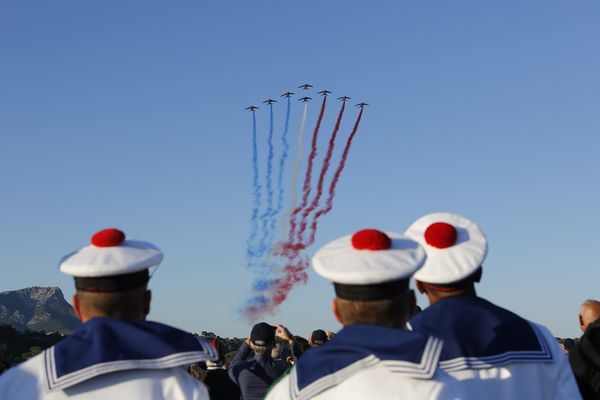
[228,342,289,400]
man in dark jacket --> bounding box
[228,322,295,400]
[570,301,600,399]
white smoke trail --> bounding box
[277,101,308,235]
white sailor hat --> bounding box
[404,212,487,285]
[60,228,163,279]
[312,229,426,300]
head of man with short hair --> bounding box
[579,299,600,333]
[312,229,426,329]
[61,228,162,323]
[72,270,151,322]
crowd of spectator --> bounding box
[1,219,599,399]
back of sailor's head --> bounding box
[59,228,163,321]
[312,229,426,327]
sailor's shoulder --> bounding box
[68,366,210,399]
[0,351,47,398]
[286,365,459,400]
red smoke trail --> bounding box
[270,258,309,306]
[287,96,328,242]
[296,101,346,242]
[305,108,364,247]
[244,258,309,321]
[266,108,364,310]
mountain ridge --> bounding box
[0,287,81,334]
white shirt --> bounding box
[266,324,465,400]
[408,296,582,400]
[433,324,581,400]
[0,318,216,400]
[0,352,209,400]
[266,361,464,400]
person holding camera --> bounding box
[228,322,295,400]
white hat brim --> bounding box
[60,239,163,278]
[405,212,487,285]
[312,232,426,285]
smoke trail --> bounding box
[246,111,262,260]
[266,96,292,249]
[305,108,364,247]
[288,96,327,242]
[279,101,308,234]
[256,105,275,257]
[270,258,309,306]
[243,293,276,322]
[245,98,292,307]
[264,109,364,308]
[296,101,346,242]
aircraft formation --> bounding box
[243,83,368,318]
[246,84,367,112]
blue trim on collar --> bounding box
[44,318,217,390]
[291,324,442,399]
[409,296,553,370]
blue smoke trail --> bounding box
[278,101,308,235]
[265,96,291,250]
[246,112,261,261]
[257,105,275,257]
[252,277,278,292]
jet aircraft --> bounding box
[281,91,295,98]
[318,90,332,96]
[356,102,369,108]
[298,83,313,90]
[245,106,259,112]
[298,96,312,102]
[337,96,351,102]
[263,99,277,105]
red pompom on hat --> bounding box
[405,212,488,285]
[424,222,457,249]
[312,229,426,287]
[61,228,163,278]
[91,228,126,247]
[351,229,392,251]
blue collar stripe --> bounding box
[439,324,553,371]
[409,296,554,371]
[44,318,217,391]
[290,355,380,400]
[382,336,443,377]
[288,326,443,400]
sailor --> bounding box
[0,228,217,399]
[405,212,581,399]
[266,229,463,400]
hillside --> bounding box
[0,287,81,334]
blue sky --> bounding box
[1,1,598,338]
